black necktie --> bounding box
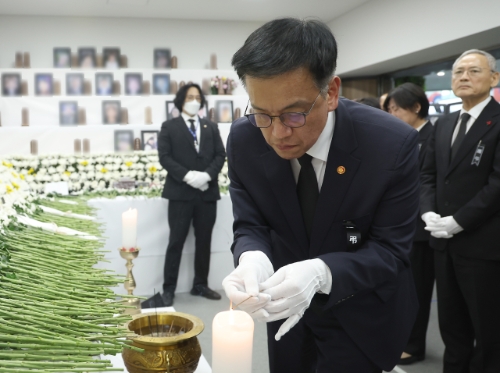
[451,113,471,161]
[188,119,197,145]
[297,154,319,240]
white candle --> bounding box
[122,208,138,249]
[212,309,254,373]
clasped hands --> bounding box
[184,171,211,191]
[422,212,463,239]
[222,251,331,341]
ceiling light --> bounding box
[437,71,445,76]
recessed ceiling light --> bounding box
[437,71,445,76]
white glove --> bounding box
[425,215,463,239]
[222,251,274,316]
[259,259,332,341]
[184,171,211,190]
[421,211,441,225]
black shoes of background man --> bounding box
[190,284,222,300]
[161,291,174,307]
[398,354,424,365]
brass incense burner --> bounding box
[123,312,205,373]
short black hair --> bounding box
[355,97,381,110]
[384,83,429,118]
[232,18,337,91]
[173,83,206,112]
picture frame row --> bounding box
[56,100,234,125]
[53,47,171,69]
[115,130,159,152]
[1,73,171,96]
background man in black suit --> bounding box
[420,49,500,373]
[158,83,226,306]
[384,83,435,365]
[222,18,420,373]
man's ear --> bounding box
[327,76,341,111]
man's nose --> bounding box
[271,119,292,139]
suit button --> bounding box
[445,202,449,206]
[445,179,450,185]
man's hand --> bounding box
[425,215,463,239]
[421,211,441,226]
[184,171,211,190]
[222,251,274,316]
[259,259,332,341]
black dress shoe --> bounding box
[398,354,424,365]
[190,285,222,300]
[161,291,174,307]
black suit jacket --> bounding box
[227,99,419,371]
[414,121,434,242]
[420,98,500,260]
[158,116,226,201]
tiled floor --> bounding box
[169,289,444,373]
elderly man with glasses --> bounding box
[420,49,500,373]
[222,18,421,373]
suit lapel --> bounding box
[176,116,197,152]
[262,149,310,256]
[198,118,208,154]
[439,111,459,170]
[447,99,500,175]
[309,100,361,257]
[418,121,432,167]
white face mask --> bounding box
[183,100,201,116]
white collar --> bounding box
[460,96,491,120]
[306,111,335,162]
[181,112,198,124]
[414,120,430,132]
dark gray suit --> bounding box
[158,116,226,291]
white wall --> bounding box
[330,0,500,77]
[0,15,262,70]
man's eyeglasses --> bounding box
[452,67,495,78]
[244,92,322,128]
[186,95,202,102]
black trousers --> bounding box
[267,309,381,373]
[162,196,217,292]
[405,240,435,356]
[434,249,500,373]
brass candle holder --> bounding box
[119,247,141,315]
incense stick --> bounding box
[154,288,159,337]
[232,295,253,310]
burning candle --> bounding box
[212,309,254,373]
[122,208,138,250]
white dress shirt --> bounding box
[290,111,335,190]
[181,112,200,152]
[451,96,491,145]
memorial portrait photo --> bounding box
[114,130,134,152]
[102,100,121,124]
[35,74,53,96]
[125,73,143,95]
[66,73,84,96]
[78,47,96,68]
[95,73,113,96]
[141,130,159,150]
[153,74,170,95]
[59,101,78,125]
[1,73,21,96]
[216,100,233,123]
[103,48,121,69]
[166,100,180,120]
[154,49,171,69]
[53,48,71,68]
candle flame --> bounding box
[229,300,233,310]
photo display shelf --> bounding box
[0,68,247,155]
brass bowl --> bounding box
[122,312,205,373]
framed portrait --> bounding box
[154,49,171,69]
[95,73,113,96]
[78,47,96,68]
[103,47,121,69]
[216,100,234,123]
[198,103,208,119]
[102,100,121,124]
[125,73,143,95]
[59,101,78,125]
[1,73,21,96]
[166,101,180,120]
[53,48,71,68]
[35,73,53,96]
[141,130,159,151]
[66,73,84,96]
[152,74,170,95]
[114,130,134,152]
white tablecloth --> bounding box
[103,307,212,373]
[88,195,235,295]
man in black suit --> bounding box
[420,49,500,373]
[158,83,226,306]
[222,18,420,373]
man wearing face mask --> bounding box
[158,83,226,306]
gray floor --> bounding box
[171,289,444,373]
